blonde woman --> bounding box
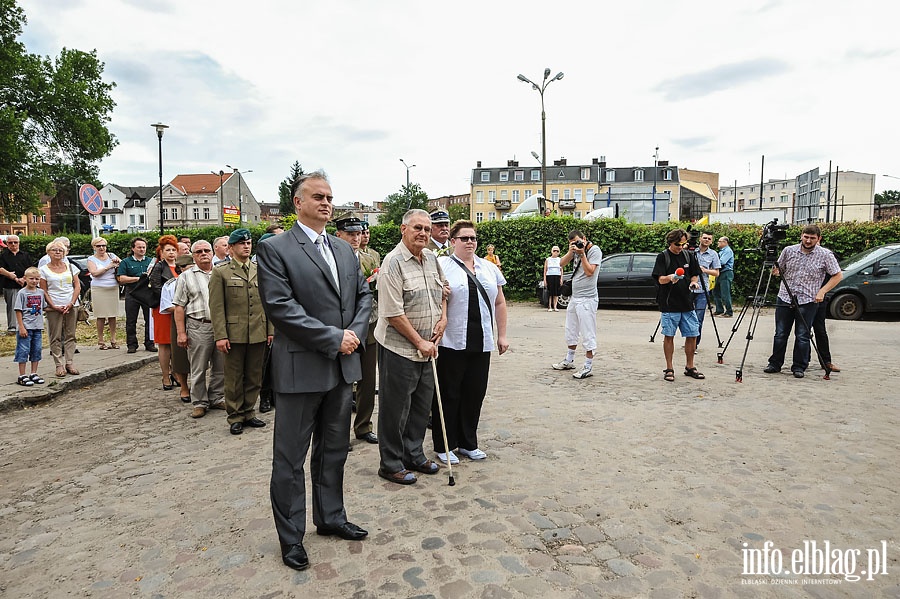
[484,244,502,270]
[543,246,563,311]
[87,237,121,349]
[40,239,81,377]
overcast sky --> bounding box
[23,0,900,208]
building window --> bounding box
[500,190,507,200]
[172,208,179,220]
[162,208,168,220]
[780,195,788,203]
[488,191,495,203]
[499,171,509,182]
[551,189,559,202]
[750,199,756,206]
[110,215,116,225]
[574,211,582,219]
[512,190,520,203]
[488,212,496,221]
[531,170,541,181]
[203,208,210,220]
[662,169,672,181]
[113,199,118,208]
[130,214,135,225]
[524,189,531,199]
[574,189,582,202]
[481,172,490,182]
[563,189,571,200]
[476,191,484,204]
[193,208,200,220]
[139,215,145,225]
[41,214,46,223]
[605,170,615,182]
[514,170,524,181]
[581,167,590,181]
[634,169,644,182]
[476,212,483,223]
[586,189,594,204]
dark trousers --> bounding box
[768,299,819,373]
[713,270,733,315]
[812,302,832,364]
[223,342,266,424]
[124,294,152,350]
[353,341,377,436]
[432,348,491,453]
[377,345,433,473]
[270,384,351,547]
[4,287,19,332]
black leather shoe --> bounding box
[259,398,272,413]
[282,543,310,570]
[792,370,805,379]
[230,422,243,435]
[146,345,158,352]
[763,365,780,374]
[245,417,266,428]
[316,521,368,540]
[356,431,378,444]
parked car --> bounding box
[537,252,659,308]
[826,243,900,320]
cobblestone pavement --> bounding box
[1,305,898,598]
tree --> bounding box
[875,190,900,205]
[448,204,470,223]
[380,183,430,226]
[277,161,305,216]
[0,0,117,220]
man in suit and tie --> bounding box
[257,171,372,572]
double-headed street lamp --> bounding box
[226,165,253,223]
[517,68,564,214]
[400,158,416,210]
[151,123,169,234]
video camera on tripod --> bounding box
[757,218,789,262]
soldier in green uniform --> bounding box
[334,214,379,445]
[426,210,453,256]
[209,228,274,435]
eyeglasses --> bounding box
[552,249,560,252]
[677,242,689,247]
[95,245,107,248]
[454,236,477,242]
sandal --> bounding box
[56,366,67,378]
[684,367,705,379]
[17,375,34,387]
[377,468,417,485]
[663,368,675,382]
[30,373,45,384]
[65,365,80,375]
[109,342,119,349]
[98,342,108,350]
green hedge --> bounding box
[15,218,900,304]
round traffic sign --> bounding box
[79,184,103,215]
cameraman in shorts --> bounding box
[551,230,602,380]
[764,225,841,379]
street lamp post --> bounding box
[226,165,253,224]
[400,158,416,210]
[652,146,659,222]
[517,68,564,214]
[151,123,169,234]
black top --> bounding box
[652,249,700,313]
[0,249,33,290]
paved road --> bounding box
[1,305,898,598]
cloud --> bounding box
[305,117,390,145]
[673,137,713,150]
[654,58,791,101]
[120,0,175,13]
[845,47,896,61]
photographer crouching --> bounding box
[764,225,842,379]
[550,230,602,380]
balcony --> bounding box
[495,200,512,210]
[558,200,576,210]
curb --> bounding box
[0,355,159,414]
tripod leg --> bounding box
[649,318,661,343]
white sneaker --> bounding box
[552,360,575,370]
[457,448,487,460]
[572,365,593,379]
[436,451,459,465]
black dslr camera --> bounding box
[574,240,585,249]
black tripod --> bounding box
[717,250,832,382]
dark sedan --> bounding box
[826,243,900,320]
[537,252,659,308]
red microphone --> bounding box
[675,267,684,276]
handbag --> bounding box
[128,274,154,308]
[76,303,90,322]
[559,260,579,297]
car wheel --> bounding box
[557,293,571,309]
[538,286,549,308]
[829,293,863,320]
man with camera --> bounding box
[764,225,841,379]
[551,230,602,380]
[653,229,703,382]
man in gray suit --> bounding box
[257,171,372,572]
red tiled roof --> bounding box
[169,173,233,194]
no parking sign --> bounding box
[79,184,103,215]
